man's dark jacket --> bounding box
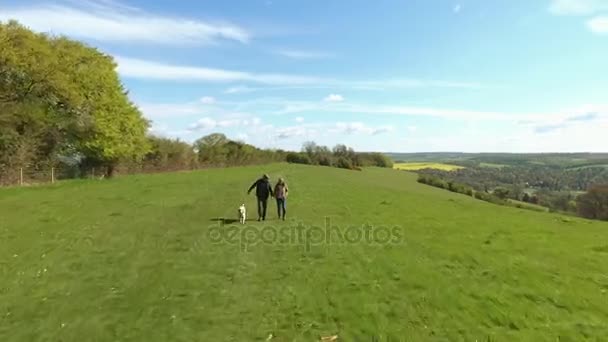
[248,178,273,199]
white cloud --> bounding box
[332,122,394,135]
[149,123,169,136]
[270,121,393,140]
[523,105,608,134]
[371,125,395,135]
[275,126,311,139]
[295,117,305,123]
[188,117,252,131]
[549,0,608,15]
[453,4,462,13]
[141,95,608,152]
[137,102,205,118]
[189,117,218,131]
[225,86,256,94]
[275,49,334,59]
[0,1,250,45]
[113,56,481,89]
[275,101,515,120]
[324,94,345,102]
[115,56,329,85]
[200,96,216,104]
[587,16,608,33]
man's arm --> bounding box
[247,180,258,194]
[269,183,274,197]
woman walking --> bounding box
[274,178,289,220]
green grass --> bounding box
[479,162,507,169]
[1,163,608,341]
[393,162,463,171]
[506,199,549,212]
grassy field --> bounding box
[479,162,507,169]
[1,163,608,341]
[393,162,463,171]
[506,199,549,212]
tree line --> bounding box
[415,169,608,221]
[286,141,393,170]
[0,21,392,184]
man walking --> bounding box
[247,174,273,221]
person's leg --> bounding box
[261,198,268,220]
[276,198,281,218]
[257,197,263,220]
[282,198,286,219]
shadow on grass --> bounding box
[210,218,240,224]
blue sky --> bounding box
[2,0,607,152]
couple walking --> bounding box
[247,174,288,221]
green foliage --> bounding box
[335,156,353,170]
[143,136,197,171]
[193,133,285,167]
[285,152,311,165]
[577,185,608,221]
[418,174,512,207]
[473,191,505,204]
[358,153,394,168]
[0,21,149,177]
[297,142,392,170]
[493,187,510,199]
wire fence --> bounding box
[0,167,111,187]
[0,161,277,187]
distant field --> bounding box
[567,164,608,170]
[479,162,506,168]
[1,163,608,340]
[393,162,464,171]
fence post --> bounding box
[20,168,23,186]
[51,167,55,184]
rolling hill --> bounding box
[1,163,607,341]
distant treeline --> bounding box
[416,172,608,221]
[418,166,608,193]
[417,174,507,206]
[107,135,393,175]
[1,130,393,184]
[285,142,393,170]
[388,152,608,168]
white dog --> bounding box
[238,204,247,224]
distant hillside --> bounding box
[387,152,608,168]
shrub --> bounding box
[335,157,353,170]
[318,155,332,166]
[577,185,608,220]
[286,152,311,165]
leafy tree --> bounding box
[286,152,311,164]
[493,187,510,199]
[144,136,197,171]
[335,157,353,170]
[194,133,229,165]
[1,21,149,176]
[577,185,608,221]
